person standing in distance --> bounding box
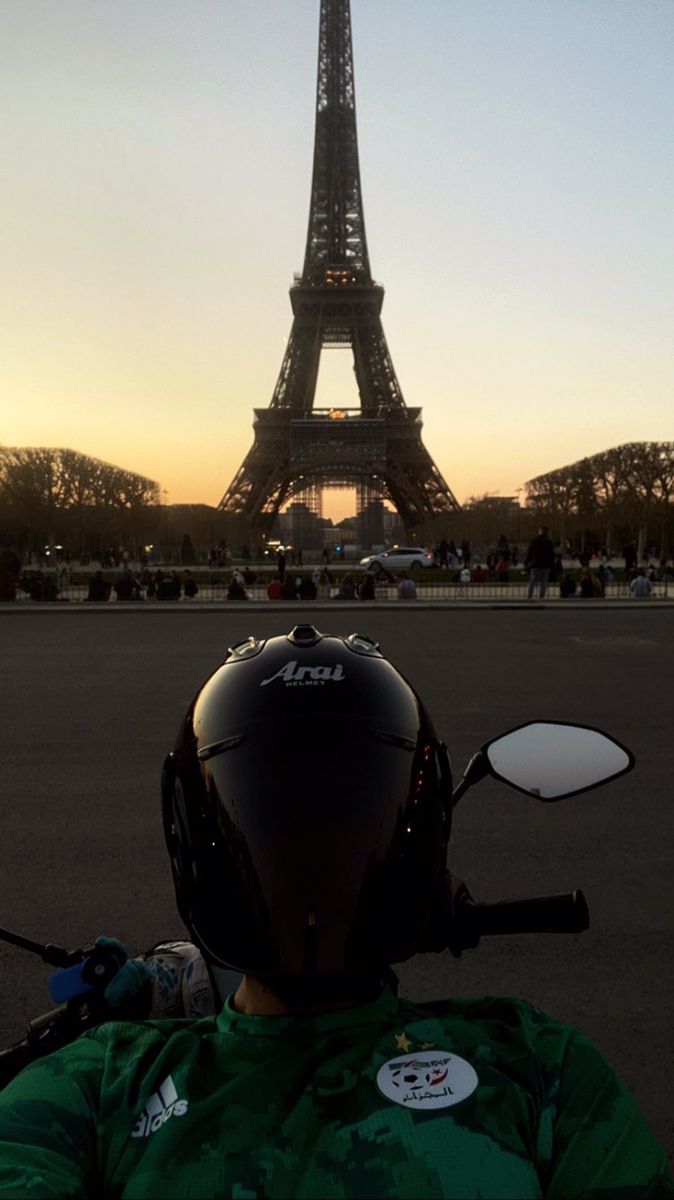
[630,568,652,598]
[525,525,556,600]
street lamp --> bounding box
[515,488,523,544]
[161,490,169,562]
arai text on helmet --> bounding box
[260,661,345,687]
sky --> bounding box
[2,0,673,522]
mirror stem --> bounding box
[452,750,490,807]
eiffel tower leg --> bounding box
[351,322,461,525]
[222,444,294,529]
[352,318,405,414]
[270,322,322,412]
[386,451,460,529]
[219,323,321,521]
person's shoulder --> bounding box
[402,995,634,1109]
[17,1016,213,1093]
[0,1019,206,1108]
[81,1013,219,1062]
[398,993,571,1054]
[450,995,593,1061]
[415,993,556,1027]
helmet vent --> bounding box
[372,730,416,752]
[287,625,323,646]
[227,638,263,661]
[197,734,246,762]
[345,633,381,656]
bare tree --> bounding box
[0,447,159,511]
[0,447,160,555]
[525,443,674,554]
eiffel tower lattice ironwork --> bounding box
[219,0,460,532]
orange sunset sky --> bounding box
[2,1,673,522]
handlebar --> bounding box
[443,885,589,956]
[465,890,589,936]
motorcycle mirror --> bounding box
[484,721,634,800]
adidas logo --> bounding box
[131,1075,188,1139]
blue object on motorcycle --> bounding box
[48,962,95,1003]
[47,938,128,1003]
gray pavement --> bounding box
[1,606,672,1157]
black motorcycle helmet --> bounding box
[162,626,452,978]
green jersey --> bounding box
[0,988,670,1198]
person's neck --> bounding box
[232,975,380,1017]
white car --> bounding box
[359,547,434,573]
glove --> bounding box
[141,941,219,1019]
[94,938,218,1019]
[95,937,154,1013]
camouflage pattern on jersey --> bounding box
[0,988,671,1198]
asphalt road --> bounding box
[1,606,672,1157]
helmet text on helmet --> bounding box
[260,660,345,687]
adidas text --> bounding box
[131,1075,188,1139]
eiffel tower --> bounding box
[219,0,460,534]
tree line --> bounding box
[0,446,249,560]
[524,442,673,554]
[0,447,160,556]
[3,441,672,562]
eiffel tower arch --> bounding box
[219,0,460,537]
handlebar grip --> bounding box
[466,890,589,937]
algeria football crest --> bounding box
[376,1049,478,1110]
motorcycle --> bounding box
[0,719,634,1089]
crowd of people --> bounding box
[522,526,668,601]
[85,567,201,603]
[1,537,672,605]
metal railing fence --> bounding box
[9,578,671,603]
